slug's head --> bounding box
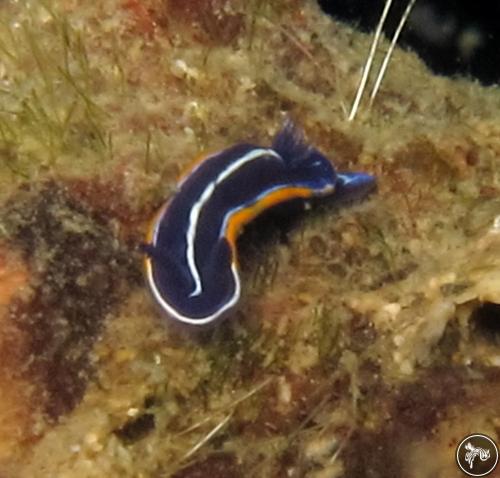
[272,120,336,196]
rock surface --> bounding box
[0,0,499,477]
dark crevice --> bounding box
[318,0,500,85]
[471,302,500,343]
[114,413,156,444]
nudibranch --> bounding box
[142,121,375,325]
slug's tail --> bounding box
[335,172,377,202]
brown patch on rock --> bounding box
[343,428,405,478]
[122,0,158,38]
[65,174,151,241]
[238,371,344,437]
[0,247,34,463]
[3,183,141,420]
[348,314,377,353]
[393,139,457,185]
[172,453,241,478]
[343,366,466,478]
[479,185,500,198]
[0,247,29,307]
[162,0,245,46]
[392,367,463,434]
[66,176,132,223]
[435,135,479,178]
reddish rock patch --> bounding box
[3,182,141,419]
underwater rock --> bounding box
[0,0,499,476]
